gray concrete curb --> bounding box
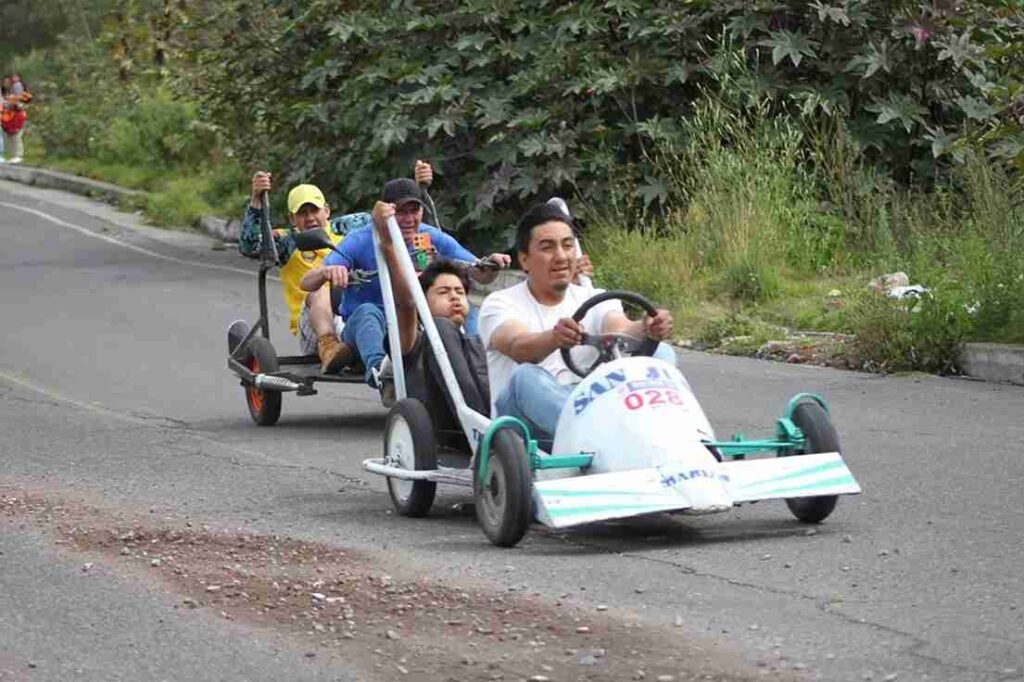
[196,215,240,242]
[960,343,1024,386]
[0,163,242,241]
[0,163,141,204]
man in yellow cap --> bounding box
[238,170,371,372]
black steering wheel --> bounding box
[560,290,659,378]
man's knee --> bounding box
[653,342,677,367]
[497,365,539,413]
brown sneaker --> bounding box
[317,334,354,374]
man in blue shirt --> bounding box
[299,165,511,390]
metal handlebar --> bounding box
[347,269,378,286]
[471,257,501,271]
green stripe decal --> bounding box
[747,474,856,498]
[545,501,678,519]
[536,488,665,498]
[732,459,845,490]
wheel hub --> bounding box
[386,416,415,501]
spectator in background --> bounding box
[1,75,28,164]
[0,79,7,163]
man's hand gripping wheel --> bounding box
[560,291,659,378]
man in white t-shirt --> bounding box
[478,202,677,448]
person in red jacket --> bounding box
[1,80,29,164]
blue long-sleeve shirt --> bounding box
[323,223,476,320]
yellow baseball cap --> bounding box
[287,184,327,214]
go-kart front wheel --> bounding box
[783,401,840,523]
[245,337,282,426]
[384,399,437,518]
[474,429,532,548]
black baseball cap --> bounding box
[381,177,424,208]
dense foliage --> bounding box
[186,0,1022,246]
[0,0,116,72]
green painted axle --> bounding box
[709,438,802,456]
[476,416,593,487]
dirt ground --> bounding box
[0,485,796,682]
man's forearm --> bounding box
[237,206,263,258]
[299,268,328,292]
[504,329,559,364]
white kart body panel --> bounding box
[722,452,860,502]
[533,357,860,528]
[548,357,716,475]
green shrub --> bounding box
[145,177,215,228]
[846,288,972,375]
[583,222,696,306]
[721,254,781,304]
[696,311,785,348]
[89,89,214,171]
[846,292,916,373]
[186,0,1022,245]
[910,294,972,374]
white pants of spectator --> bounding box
[3,129,24,160]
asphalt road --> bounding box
[1,180,1021,682]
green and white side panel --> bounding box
[724,452,861,503]
[533,469,693,528]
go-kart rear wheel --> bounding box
[384,399,437,518]
[474,429,532,548]
[783,401,840,523]
[245,337,282,426]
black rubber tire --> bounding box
[474,429,532,547]
[783,401,840,523]
[385,399,438,518]
[245,337,282,426]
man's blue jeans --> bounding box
[340,303,386,385]
[494,342,678,449]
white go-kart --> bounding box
[362,214,861,547]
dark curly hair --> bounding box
[419,260,470,294]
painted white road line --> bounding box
[0,200,280,281]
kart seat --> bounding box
[407,317,490,452]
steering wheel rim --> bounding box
[560,290,659,378]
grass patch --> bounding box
[39,157,171,190]
[29,149,245,230]
[583,98,1023,372]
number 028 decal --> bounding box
[623,388,684,410]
